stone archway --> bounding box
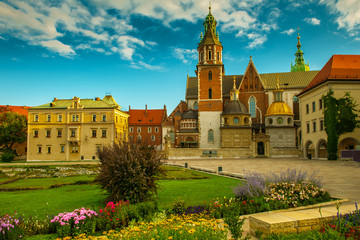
[305,140,314,159]
[339,137,360,151]
[317,139,328,159]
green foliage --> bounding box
[1,151,15,162]
[323,89,360,160]
[0,112,27,154]
[95,142,166,203]
[223,202,250,240]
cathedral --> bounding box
[163,6,319,158]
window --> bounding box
[130,136,133,142]
[268,118,273,125]
[217,52,220,61]
[34,114,39,122]
[71,146,79,153]
[208,88,212,99]
[47,114,51,122]
[102,114,106,122]
[306,122,310,133]
[137,127,141,133]
[46,130,51,138]
[277,117,283,124]
[38,146,42,153]
[208,50,212,60]
[92,114,97,122]
[60,145,65,153]
[71,129,76,137]
[148,127,152,133]
[313,121,317,132]
[320,119,324,131]
[137,135,141,143]
[208,129,214,143]
[151,135,155,141]
[155,127,159,133]
[58,115,62,122]
[249,97,256,117]
[129,127,133,133]
[312,102,316,112]
[92,129,97,138]
[57,129,62,138]
[233,117,239,124]
[319,99,323,110]
[72,114,79,122]
[34,130,39,137]
[193,102,198,110]
[287,117,292,124]
[244,117,249,124]
[208,71,212,81]
[306,104,309,114]
[200,52,204,61]
[47,146,51,154]
[102,130,107,138]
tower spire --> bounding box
[291,32,310,72]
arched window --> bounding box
[200,52,204,62]
[249,97,256,117]
[208,129,214,142]
[208,88,212,99]
[208,50,212,60]
[208,71,212,81]
[217,52,220,61]
[193,101,198,110]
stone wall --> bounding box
[270,147,300,157]
[168,147,251,159]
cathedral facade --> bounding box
[164,7,319,159]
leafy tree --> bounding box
[0,112,27,155]
[95,142,166,203]
[322,89,360,160]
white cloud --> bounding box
[40,40,76,57]
[304,17,321,25]
[172,47,197,64]
[247,33,267,49]
[320,0,360,33]
[281,28,295,35]
[0,35,5,40]
[130,61,164,71]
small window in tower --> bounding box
[208,71,212,81]
[208,50,212,60]
[208,88,212,99]
[217,52,220,61]
[200,52,204,62]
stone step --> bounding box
[249,204,357,236]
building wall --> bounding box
[299,81,360,159]
[221,128,252,148]
[27,108,128,161]
[267,127,296,148]
[198,111,221,148]
[168,147,251,159]
[128,125,162,149]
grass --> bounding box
[0,165,241,218]
[0,175,95,189]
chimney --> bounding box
[129,105,131,111]
[145,104,147,117]
[6,105,9,111]
[95,97,100,101]
[53,97,57,101]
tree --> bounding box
[0,112,27,155]
[95,142,166,203]
[322,89,360,160]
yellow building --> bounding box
[27,95,129,161]
[298,55,360,159]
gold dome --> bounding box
[265,102,294,116]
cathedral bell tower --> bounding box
[196,5,224,148]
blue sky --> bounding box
[1,0,360,112]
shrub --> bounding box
[0,214,22,240]
[223,203,250,240]
[0,151,15,163]
[97,200,159,230]
[95,142,166,203]
[50,208,97,238]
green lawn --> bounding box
[0,175,95,189]
[0,165,242,218]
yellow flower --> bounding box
[168,237,173,239]
[188,229,196,234]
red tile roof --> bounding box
[128,108,166,126]
[0,105,30,117]
[298,55,360,96]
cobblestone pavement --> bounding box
[167,157,360,203]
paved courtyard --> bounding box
[168,157,360,204]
